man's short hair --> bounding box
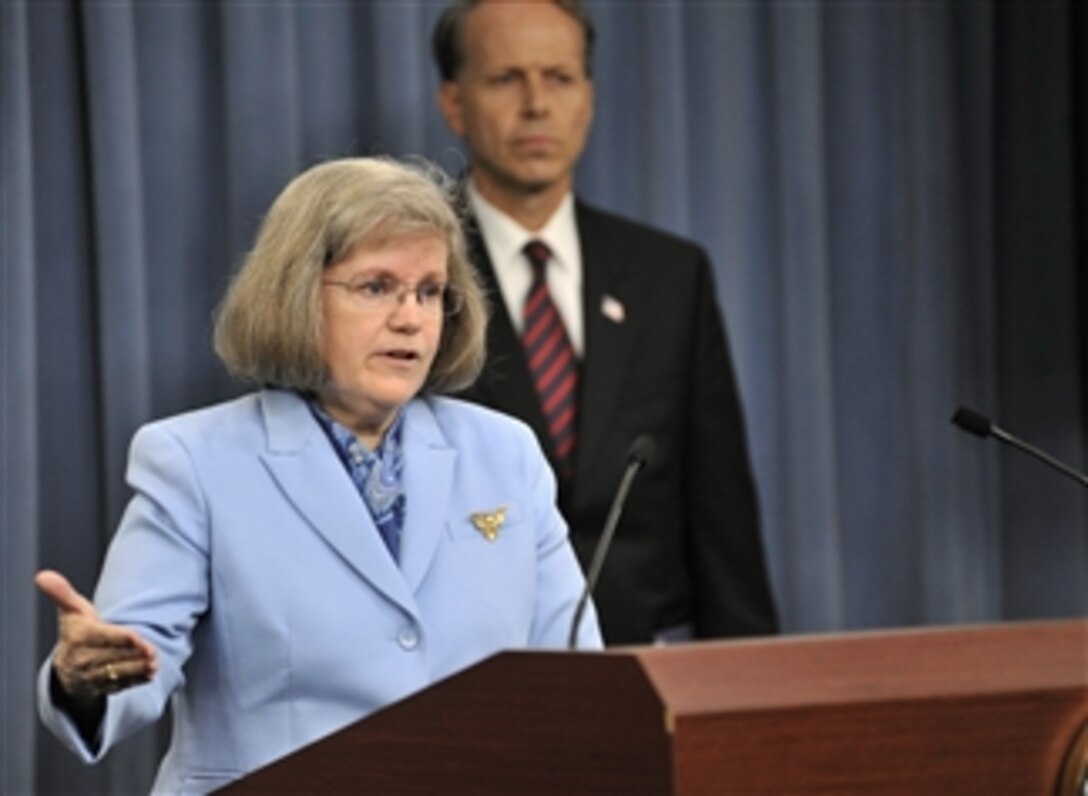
[432,0,596,81]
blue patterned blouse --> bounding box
[308,400,406,561]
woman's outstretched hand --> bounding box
[35,569,158,703]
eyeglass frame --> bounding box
[321,276,465,317]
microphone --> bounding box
[951,406,1088,488]
[567,434,656,649]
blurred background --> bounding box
[3,2,1084,793]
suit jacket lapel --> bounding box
[257,390,419,618]
[464,206,637,476]
[576,202,636,474]
[398,399,456,593]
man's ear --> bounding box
[437,82,465,137]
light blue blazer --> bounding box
[38,389,602,793]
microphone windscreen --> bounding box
[951,406,993,438]
[627,434,656,467]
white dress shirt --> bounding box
[467,182,584,356]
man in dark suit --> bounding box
[433,0,778,644]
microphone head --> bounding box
[951,406,993,438]
[627,434,656,467]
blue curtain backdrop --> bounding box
[3,1,1085,793]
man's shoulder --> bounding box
[574,199,707,259]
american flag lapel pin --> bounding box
[601,294,625,324]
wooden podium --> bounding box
[224,619,1087,794]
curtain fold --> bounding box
[83,3,155,522]
[2,3,40,792]
[3,2,1083,793]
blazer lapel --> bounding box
[575,203,637,474]
[464,208,637,476]
[398,399,456,593]
[257,390,419,618]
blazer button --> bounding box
[397,627,420,650]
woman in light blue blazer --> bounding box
[36,156,603,794]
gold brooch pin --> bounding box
[469,506,508,542]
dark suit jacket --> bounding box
[459,200,778,644]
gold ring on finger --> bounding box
[106,663,118,683]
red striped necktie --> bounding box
[521,240,578,475]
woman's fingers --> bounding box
[99,657,155,693]
[36,569,158,698]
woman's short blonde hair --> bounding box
[213,156,487,394]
